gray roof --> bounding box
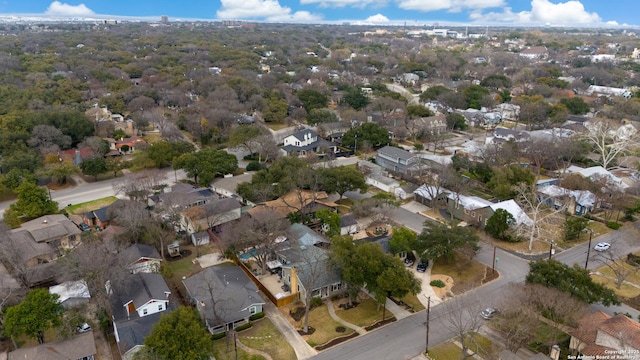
[6,230,56,263]
[183,265,264,327]
[114,312,164,356]
[281,138,336,153]
[377,145,415,162]
[155,184,219,208]
[340,214,357,227]
[8,332,96,360]
[110,273,170,323]
[12,214,81,243]
[119,244,162,266]
[289,129,319,142]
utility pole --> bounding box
[492,246,497,275]
[548,241,555,260]
[425,296,431,355]
[585,230,593,269]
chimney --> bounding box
[290,268,298,294]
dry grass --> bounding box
[265,122,290,131]
[142,132,163,144]
[591,274,640,298]
[431,253,490,294]
[397,293,425,312]
[428,341,462,359]
[212,338,265,360]
[239,318,297,360]
[304,305,355,347]
[66,196,118,215]
[335,297,386,328]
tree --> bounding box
[480,74,512,90]
[563,216,588,241]
[514,95,551,130]
[141,306,213,360]
[227,125,262,156]
[3,181,59,228]
[388,226,417,255]
[263,94,288,123]
[323,166,367,201]
[513,183,563,250]
[485,209,515,240]
[306,109,338,125]
[44,160,78,185]
[584,118,640,169]
[27,124,72,155]
[406,104,433,118]
[106,157,126,177]
[441,295,486,360]
[596,249,640,290]
[341,88,369,110]
[4,289,63,344]
[526,260,619,306]
[2,168,37,190]
[559,97,590,115]
[145,141,195,168]
[420,85,451,102]
[486,165,535,200]
[415,222,479,263]
[462,84,490,110]
[445,113,467,131]
[297,89,328,112]
[80,157,108,180]
[236,157,312,202]
[315,209,340,237]
[342,122,390,150]
[174,148,238,186]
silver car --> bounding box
[480,307,498,320]
[594,242,611,251]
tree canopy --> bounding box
[485,208,515,240]
[297,89,329,112]
[526,260,619,306]
[342,122,390,149]
[141,306,213,360]
[4,289,64,343]
[322,166,367,200]
[174,148,238,186]
[4,181,59,228]
[415,222,480,263]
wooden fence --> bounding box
[234,258,299,307]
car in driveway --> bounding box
[403,252,415,267]
[480,307,498,320]
[594,242,611,251]
[77,322,91,333]
[78,223,91,232]
[416,259,428,273]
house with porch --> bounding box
[180,197,242,235]
[119,244,162,274]
[281,129,337,157]
[183,265,264,334]
[276,224,343,305]
[537,185,597,215]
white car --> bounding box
[594,242,611,251]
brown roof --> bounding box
[8,331,96,360]
[571,311,610,345]
[247,190,336,219]
[182,198,242,221]
[599,314,640,350]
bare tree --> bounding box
[584,118,640,170]
[596,249,640,290]
[441,295,487,360]
[113,169,167,202]
[493,284,539,352]
[253,134,280,164]
[108,200,153,244]
[513,183,565,250]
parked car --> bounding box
[77,322,91,333]
[480,307,498,320]
[594,242,611,251]
[404,252,415,267]
[78,223,91,232]
[416,259,429,273]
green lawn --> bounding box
[65,196,118,215]
[431,253,489,294]
[305,305,355,347]
[335,298,386,328]
[212,337,265,360]
[396,293,425,312]
[428,333,495,360]
[427,342,460,359]
[239,318,296,360]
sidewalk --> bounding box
[326,300,367,335]
[262,300,317,360]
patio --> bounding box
[258,273,292,300]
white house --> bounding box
[281,129,337,157]
[50,280,91,309]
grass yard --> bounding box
[304,305,355,348]
[591,274,640,299]
[467,189,493,200]
[143,132,163,144]
[463,333,496,358]
[431,253,490,294]
[265,122,290,131]
[587,221,613,237]
[239,318,296,360]
[427,341,462,359]
[65,196,118,215]
[212,338,265,360]
[335,298,386,328]
[396,293,425,312]
[163,244,215,298]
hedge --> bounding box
[249,311,265,321]
[235,322,253,332]
[212,332,227,340]
[430,279,446,288]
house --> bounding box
[537,185,597,215]
[110,273,171,360]
[49,280,91,309]
[180,197,242,235]
[183,265,264,334]
[281,129,337,157]
[8,331,96,360]
[58,146,96,165]
[446,193,494,226]
[584,85,633,99]
[11,214,82,250]
[492,127,530,143]
[487,200,533,227]
[375,145,420,175]
[106,135,147,154]
[277,223,343,304]
[246,190,338,222]
[395,183,419,200]
[569,311,640,357]
[339,214,358,235]
[414,184,451,207]
[412,115,447,135]
[83,205,112,230]
[357,160,400,193]
[149,183,220,209]
[519,46,548,60]
[565,165,629,190]
[119,244,162,274]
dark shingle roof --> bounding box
[119,244,161,266]
[377,145,415,161]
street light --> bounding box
[585,229,593,269]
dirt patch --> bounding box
[430,274,454,298]
[314,332,359,351]
[365,317,396,331]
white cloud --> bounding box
[471,0,602,25]
[396,0,505,12]
[217,0,322,22]
[299,0,386,8]
[366,13,390,23]
[45,1,94,16]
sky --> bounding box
[0,0,636,27]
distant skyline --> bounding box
[0,1,636,27]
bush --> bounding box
[211,332,227,340]
[235,322,253,332]
[310,297,323,309]
[246,161,262,171]
[249,311,265,321]
[336,326,346,333]
[606,222,622,230]
[430,280,446,288]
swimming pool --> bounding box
[239,249,258,260]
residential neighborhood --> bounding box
[1,16,640,360]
